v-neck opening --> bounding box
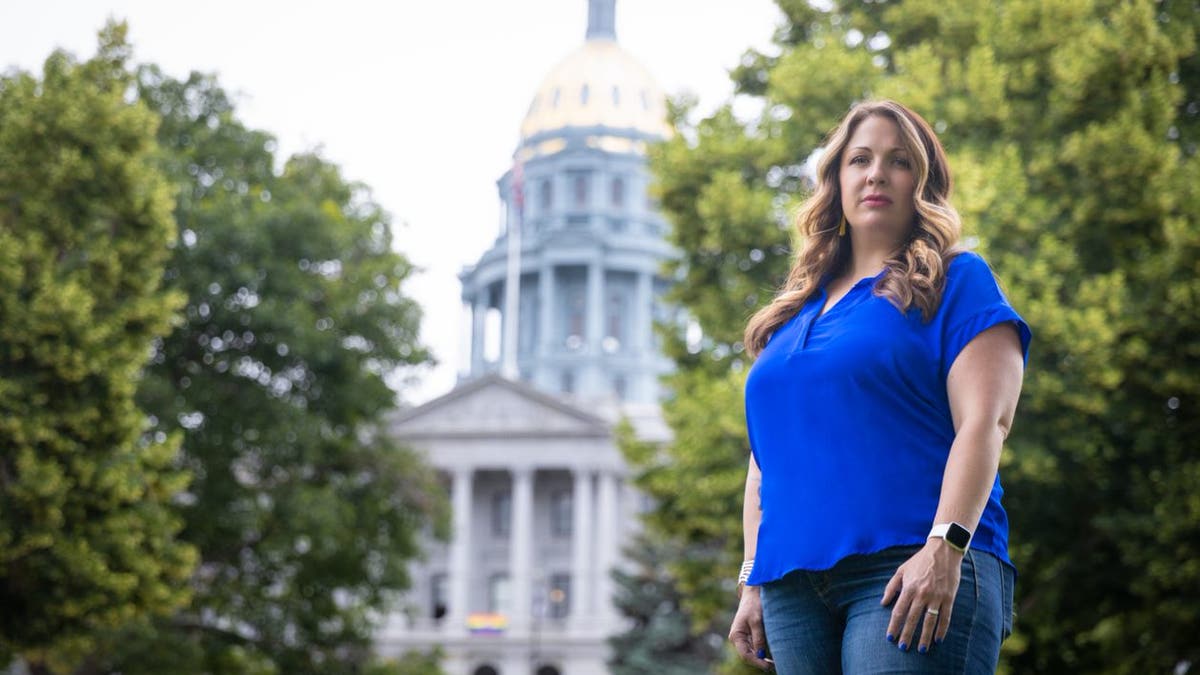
[816,271,884,319]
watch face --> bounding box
[947,523,972,549]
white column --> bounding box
[447,467,474,635]
[634,271,654,402]
[535,264,556,391]
[586,261,605,395]
[471,293,487,376]
[635,271,652,355]
[595,469,619,626]
[539,264,555,354]
[509,467,535,635]
[587,261,604,352]
[570,468,594,630]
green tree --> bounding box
[608,527,726,675]
[631,1,1200,673]
[87,66,448,674]
[363,648,446,675]
[0,25,196,671]
[616,89,799,675]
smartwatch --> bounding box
[928,522,972,553]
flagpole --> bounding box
[501,159,523,380]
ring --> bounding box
[926,608,940,616]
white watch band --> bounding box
[927,522,972,552]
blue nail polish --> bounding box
[935,637,943,645]
[899,642,908,652]
[919,645,927,654]
[886,634,895,643]
[756,648,765,659]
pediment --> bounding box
[388,374,610,439]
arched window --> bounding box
[572,173,590,209]
[474,666,500,675]
[536,666,561,675]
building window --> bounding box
[580,83,590,105]
[537,666,562,675]
[573,173,590,209]
[547,574,570,620]
[484,306,502,364]
[606,290,625,350]
[561,370,575,394]
[552,87,561,108]
[550,490,572,537]
[474,665,500,675]
[492,491,512,537]
[488,574,510,614]
[611,176,625,208]
[540,178,553,211]
[613,374,627,401]
[565,286,584,348]
[611,85,620,106]
[431,573,447,620]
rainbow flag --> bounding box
[466,613,507,635]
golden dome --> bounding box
[519,39,671,144]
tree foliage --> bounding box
[608,425,729,675]
[363,648,446,675]
[626,1,1200,673]
[79,64,448,674]
[0,24,196,669]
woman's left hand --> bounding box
[880,540,963,653]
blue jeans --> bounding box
[760,545,1014,674]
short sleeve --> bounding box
[938,251,1032,381]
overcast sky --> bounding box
[3,0,784,405]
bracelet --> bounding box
[736,559,754,597]
[738,559,754,585]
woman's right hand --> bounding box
[729,585,773,671]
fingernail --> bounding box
[919,645,928,654]
[756,648,765,659]
[899,642,908,651]
[886,633,895,643]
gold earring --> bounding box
[838,214,847,237]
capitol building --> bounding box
[375,1,681,674]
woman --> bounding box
[728,100,1030,674]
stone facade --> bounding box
[376,2,677,673]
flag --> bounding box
[467,612,508,635]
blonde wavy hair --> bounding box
[744,100,964,357]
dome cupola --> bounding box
[518,0,671,148]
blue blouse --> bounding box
[744,251,1031,584]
